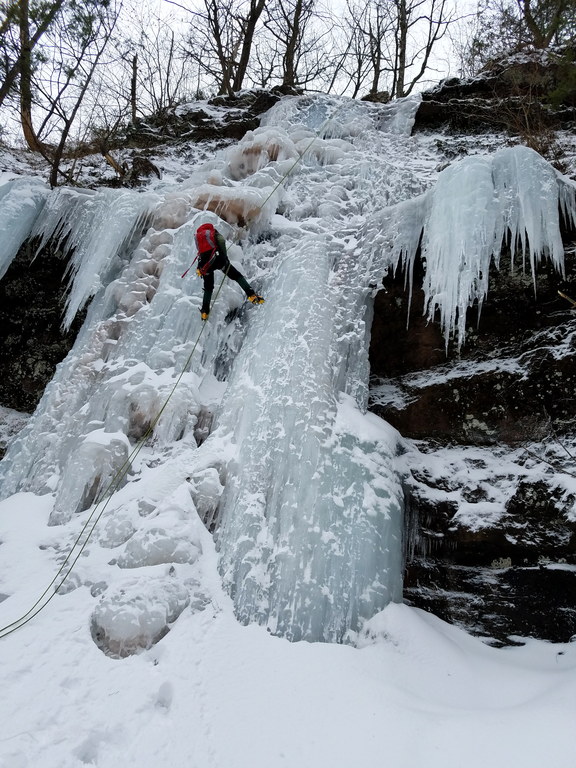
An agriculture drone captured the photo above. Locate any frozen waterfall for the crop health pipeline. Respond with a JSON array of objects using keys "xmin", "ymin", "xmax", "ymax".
[
  {"xmin": 1, "ymin": 93, "xmax": 575, "ymax": 645},
  {"xmin": 0, "ymin": 176, "xmax": 49, "ymax": 280}
]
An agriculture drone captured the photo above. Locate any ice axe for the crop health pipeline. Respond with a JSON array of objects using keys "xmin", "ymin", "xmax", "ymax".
[{"xmin": 558, "ymin": 290, "xmax": 576, "ymax": 308}]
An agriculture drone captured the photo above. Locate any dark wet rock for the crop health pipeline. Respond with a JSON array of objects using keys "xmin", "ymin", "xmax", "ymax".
[
  {"xmin": 404, "ymin": 560, "xmax": 576, "ymax": 645},
  {"xmin": 370, "ymin": 249, "xmax": 576, "ymax": 445},
  {"xmin": 209, "ymin": 88, "xmax": 284, "ymax": 111},
  {"xmin": 401, "ymin": 468, "xmax": 576, "ymax": 643},
  {"xmin": 0, "ymin": 238, "xmax": 85, "ymax": 414},
  {"xmin": 101, "ymin": 153, "xmax": 162, "ymax": 188},
  {"xmin": 369, "ymin": 219, "xmax": 576, "ymax": 642},
  {"xmin": 361, "ymin": 91, "xmax": 391, "ymax": 103}
]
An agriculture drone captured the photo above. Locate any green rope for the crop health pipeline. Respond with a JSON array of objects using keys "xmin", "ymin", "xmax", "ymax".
[{"xmin": 0, "ymin": 99, "xmax": 345, "ymax": 638}]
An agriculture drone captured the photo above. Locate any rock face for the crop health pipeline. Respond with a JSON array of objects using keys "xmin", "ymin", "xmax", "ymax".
[
  {"xmin": 371, "ymin": 49, "xmax": 576, "ymax": 645},
  {"xmin": 1, "ymin": 72, "xmax": 575, "ymax": 644},
  {"xmin": 0, "ymin": 240, "xmax": 85, "ymax": 423},
  {"xmin": 369, "ymin": 240, "xmax": 576, "ymax": 644},
  {"xmin": 122, "ymin": 89, "xmax": 285, "ymax": 148},
  {"xmin": 414, "ymin": 46, "xmax": 576, "ymax": 134},
  {"xmin": 372, "ymin": 252, "xmax": 576, "ymax": 444}
]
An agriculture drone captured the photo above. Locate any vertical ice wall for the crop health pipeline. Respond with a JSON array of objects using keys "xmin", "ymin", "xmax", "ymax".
[
  {"xmin": 0, "ymin": 142, "xmax": 288, "ymax": 520},
  {"xmin": 212, "ymin": 96, "xmax": 423, "ymax": 640},
  {"xmin": 214, "ymin": 237, "xmax": 404, "ymax": 641}
]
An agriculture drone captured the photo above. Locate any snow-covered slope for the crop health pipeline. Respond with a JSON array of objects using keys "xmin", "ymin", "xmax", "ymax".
[{"xmin": 1, "ymin": 93, "xmax": 576, "ymax": 768}]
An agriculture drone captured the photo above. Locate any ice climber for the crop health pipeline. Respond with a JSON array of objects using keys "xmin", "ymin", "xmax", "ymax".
[{"xmin": 193, "ymin": 223, "xmax": 264, "ymax": 320}]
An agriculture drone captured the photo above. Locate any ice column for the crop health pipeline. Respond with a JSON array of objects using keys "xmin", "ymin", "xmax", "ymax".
[{"xmin": 214, "ymin": 234, "xmax": 403, "ymax": 643}]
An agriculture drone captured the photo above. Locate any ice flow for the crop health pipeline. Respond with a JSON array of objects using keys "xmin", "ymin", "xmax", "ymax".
[{"xmin": 1, "ymin": 93, "xmax": 574, "ymax": 645}]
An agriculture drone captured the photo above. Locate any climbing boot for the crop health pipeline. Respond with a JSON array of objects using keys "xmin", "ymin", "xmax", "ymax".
[
  {"xmin": 200, "ymin": 311, "xmax": 209, "ymax": 321},
  {"xmin": 248, "ymin": 294, "xmax": 265, "ymax": 304}
]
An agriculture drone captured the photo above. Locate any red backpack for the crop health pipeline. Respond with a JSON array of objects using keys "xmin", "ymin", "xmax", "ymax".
[
  {"xmin": 182, "ymin": 223, "xmax": 218, "ymax": 278},
  {"xmin": 195, "ymin": 222, "xmax": 217, "ymax": 256}
]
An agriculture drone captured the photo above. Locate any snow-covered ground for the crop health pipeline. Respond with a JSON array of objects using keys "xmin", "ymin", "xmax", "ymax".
[
  {"xmin": 1, "ymin": 92, "xmax": 576, "ymax": 767},
  {"xmin": 1, "ymin": 486, "xmax": 575, "ymax": 768}
]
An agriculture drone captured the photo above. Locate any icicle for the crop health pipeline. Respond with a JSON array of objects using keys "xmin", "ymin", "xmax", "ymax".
[
  {"xmin": 559, "ymin": 176, "xmax": 576, "ymax": 233},
  {"xmin": 397, "ymin": 145, "xmax": 574, "ymax": 349},
  {"xmin": 421, "ymin": 154, "xmax": 502, "ymax": 346},
  {"xmin": 492, "ymin": 145, "xmax": 565, "ymax": 284},
  {"xmin": 0, "ymin": 177, "xmax": 49, "ymax": 280},
  {"xmin": 32, "ymin": 187, "xmax": 158, "ymax": 329}
]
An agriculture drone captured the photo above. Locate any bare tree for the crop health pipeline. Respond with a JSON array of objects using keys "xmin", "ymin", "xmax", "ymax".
[
  {"xmin": 169, "ymin": 0, "xmax": 267, "ymax": 95},
  {"xmin": 5, "ymin": 0, "xmax": 123, "ymax": 182},
  {"xmin": 326, "ymin": 2, "xmax": 376, "ymax": 98},
  {"xmin": 335, "ymin": 0, "xmax": 455, "ymax": 99},
  {"xmin": 0, "ymin": 0, "xmax": 66, "ymax": 110},
  {"xmin": 233, "ymin": 0, "xmax": 267, "ymax": 90},
  {"xmin": 47, "ymin": 3, "xmax": 123, "ymax": 185},
  {"xmin": 338, "ymin": 0, "xmax": 395, "ymax": 98},
  {"xmin": 79, "ymin": 2, "xmax": 195, "ymax": 152},
  {"xmin": 391, "ymin": 0, "xmax": 455, "ymax": 98},
  {"xmin": 134, "ymin": 19, "xmax": 191, "ymax": 114},
  {"xmin": 263, "ymin": 0, "xmax": 332, "ymax": 90},
  {"xmin": 460, "ymin": 0, "xmax": 576, "ymax": 74},
  {"xmin": 250, "ymin": 35, "xmax": 281, "ymax": 87}
]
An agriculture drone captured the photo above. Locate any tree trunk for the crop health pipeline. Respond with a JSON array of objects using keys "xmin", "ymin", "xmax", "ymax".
[
  {"xmin": 49, "ymin": 38, "xmax": 107, "ymax": 187},
  {"xmin": 19, "ymin": 0, "xmax": 44, "ymax": 152},
  {"xmin": 368, "ymin": 20, "xmax": 382, "ymax": 95},
  {"xmin": 131, "ymin": 53, "xmax": 138, "ymax": 124},
  {"xmin": 395, "ymin": 0, "xmax": 408, "ymax": 98},
  {"xmin": 520, "ymin": 0, "xmax": 567, "ymax": 48},
  {"xmin": 232, "ymin": 0, "xmax": 266, "ymax": 91},
  {"xmin": 206, "ymin": 0, "xmax": 234, "ymax": 95},
  {"xmin": 283, "ymin": 0, "xmax": 303, "ymax": 87},
  {"xmin": 0, "ymin": 0, "xmax": 65, "ymax": 110}
]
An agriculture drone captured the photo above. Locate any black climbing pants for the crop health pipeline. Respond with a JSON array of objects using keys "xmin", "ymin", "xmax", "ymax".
[{"xmin": 201, "ymin": 259, "xmax": 254, "ymax": 314}]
